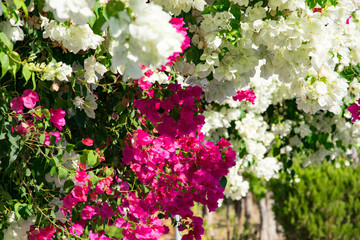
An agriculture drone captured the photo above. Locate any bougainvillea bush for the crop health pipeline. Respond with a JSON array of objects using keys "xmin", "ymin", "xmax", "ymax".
[
  {"xmin": 0, "ymin": 0, "xmax": 237, "ymax": 239},
  {"xmin": 1, "ymin": 0, "xmax": 360, "ymax": 239}
]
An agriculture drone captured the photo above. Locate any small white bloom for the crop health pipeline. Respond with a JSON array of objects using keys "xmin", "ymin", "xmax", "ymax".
[
  {"xmin": 73, "ymin": 94, "xmax": 98, "ymax": 119},
  {"xmin": 0, "ymin": 20, "xmax": 24, "ymax": 42},
  {"xmin": 84, "ymin": 56, "xmax": 108, "ymax": 84},
  {"xmin": 42, "ymin": 62, "xmax": 72, "ymax": 81}
]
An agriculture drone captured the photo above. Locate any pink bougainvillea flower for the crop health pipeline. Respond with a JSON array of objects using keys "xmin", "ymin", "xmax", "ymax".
[
  {"xmin": 71, "ymin": 185, "xmax": 88, "ymax": 202},
  {"xmin": 348, "ymin": 99, "xmax": 360, "ymax": 122},
  {"xmin": 81, "ymin": 205, "xmax": 98, "ymax": 220},
  {"xmin": 78, "ymin": 162, "xmax": 86, "ymax": 170},
  {"xmin": 82, "ymin": 138, "xmax": 94, "ymax": 146},
  {"xmin": 100, "ymin": 202, "xmax": 115, "ymax": 219},
  {"xmin": 95, "ymin": 181, "xmax": 105, "ymax": 194},
  {"xmin": 313, "ymin": 7, "xmax": 322, "ymax": 13},
  {"xmin": 22, "ymin": 89, "xmax": 39, "ymax": 109},
  {"xmin": 50, "ymin": 131, "xmax": 61, "ymax": 143},
  {"xmin": 75, "ymin": 168, "xmax": 92, "ymax": 185},
  {"xmin": 43, "ymin": 131, "xmax": 61, "ymax": 146},
  {"xmin": 217, "ymin": 138, "xmax": 231, "ymax": 148},
  {"xmin": 120, "ymin": 181, "xmax": 130, "ymax": 191},
  {"xmin": 15, "ymin": 121, "xmax": 33, "ymax": 136},
  {"xmin": 232, "ymin": 90, "xmax": 256, "ymax": 104},
  {"xmin": 70, "ymin": 224, "xmax": 84, "ymax": 237},
  {"xmin": 122, "ymin": 147, "xmax": 134, "ymax": 165},
  {"xmin": 28, "ymin": 224, "xmax": 56, "ymax": 240},
  {"xmin": 144, "ymin": 70, "xmax": 154, "ymax": 77},
  {"xmin": 114, "ymin": 218, "xmax": 126, "ymax": 228},
  {"xmin": 50, "ymin": 108, "xmax": 66, "ymax": 130},
  {"xmin": 43, "ymin": 132, "xmax": 51, "ymax": 146},
  {"xmin": 346, "ymin": 16, "xmax": 352, "ymax": 24},
  {"xmin": 10, "ymin": 96, "xmax": 24, "ymax": 112}
]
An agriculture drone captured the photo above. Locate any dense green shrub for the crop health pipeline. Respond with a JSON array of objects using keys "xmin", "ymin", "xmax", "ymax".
[{"xmin": 270, "ymin": 161, "xmax": 360, "ymax": 240}]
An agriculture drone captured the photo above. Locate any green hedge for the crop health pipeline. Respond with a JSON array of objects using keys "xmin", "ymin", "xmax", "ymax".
[{"xmin": 270, "ymin": 161, "xmax": 360, "ymax": 240}]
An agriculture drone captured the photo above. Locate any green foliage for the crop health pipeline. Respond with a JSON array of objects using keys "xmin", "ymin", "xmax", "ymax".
[
  {"xmin": 270, "ymin": 161, "xmax": 360, "ymax": 240},
  {"xmin": 306, "ymin": 0, "xmax": 337, "ymax": 8}
]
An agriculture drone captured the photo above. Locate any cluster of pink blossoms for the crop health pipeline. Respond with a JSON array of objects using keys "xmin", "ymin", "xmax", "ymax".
[
  {"xmin": 232, "ymin": 89, "xmax": 256, "ymax": 104},
  {"xmin": 47, "ymin": 84, "xmax": 235, "ymax": 240},
  {"xmin": 28, "ymin": 224, "xmax": 56, "ymax": 240},
  {"xmin": 55, "ymin": 161, "xmax": 166, "ymax": 240},
  {"xmin": 123, "ymin": 130, "xmax": 235, "ymax": 239},
  {"xmin": 128, "ymin": 84, "xmax": 236, "ymax": 239},
  {"xmin": 134, "ymin": 83, "xmax": 205, "ymax": 138},
  {"xmin": 348, "ymin": 99, "xmax": 360, "ymax": 122},
  {"xmin": 167, "ymin": 17, "xmax": 191, "ymax": 66},
  {"xmin": 10, "ymin": 89, "xmax": 66, "ymax": 145}
]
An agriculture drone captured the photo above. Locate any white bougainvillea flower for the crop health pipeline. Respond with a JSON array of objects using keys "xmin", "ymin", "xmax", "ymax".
[
  {"xmin": 0, "ymin": 18, "xmax": 24, "ymax": 42},
  {"xmin": 73, "ymin": 94, "xmax": 98, "ymax": 119},
  {"xmin": 42, "ymin": 16, "xmax": 104, "ymax": 54},
  {"xmin": 84, "ymin": 56, "xmax": 108, "ymax": 84},
  {"xmin": 152, "ymin": 0, "xmax": 206, "ymax": 15},
  {"xmin": 43, "ymin": 0, "xmax": 95, "ymax": 25},
  {"xmin": 106, "ymin": 0, "xmax": 184, "ymax": 79},
  {"xmin": 42, "ymin": 62, "xmax": 72, "ymax": 81}
]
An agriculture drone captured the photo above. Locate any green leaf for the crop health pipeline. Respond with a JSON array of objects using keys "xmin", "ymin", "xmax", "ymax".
[
  {"xmin": 65, "ymin": 144, "xmax": 75, "ymax": 153},
  {"xmin": 104, "ymin": 0, "xmax": 125, "ymax": 20},
  {"xmin": 58, "ymin": 167, "xmax": 68, "ymax": 179},
  {"xmin": 0, "ymin": 51, "xmax": 9, "ymax": 78},
  {"xmin": 63, "ymin": 180, "xmax": 74, "ymax": 194},
  {"xmin": 22, "ymin": 64, "xmax": 31, "ymax": 82},
  {"xmin": 80, "ymin": 150, "xmax": 99, "ymax": 167},
  {"xmin": 220, "ymin": 176, "xmax": 227, "ymax": 188},
  {"xmin": 13, "ymin": 0, "xmax": 24, "ymax": 9},
  {"xmin": 88, "ymin": 150, "xmax": 98, "ymax": 167},
  {"xmin": 14, "ymin": 202, "xmax": 23, "ymax": 220},
  {"xmin": 38, "ymin": 134, "xmax": 45, "ymax": 145},
  {"xmin": 0, "ymin": 32, "xmax": 13, "ymax": 51},
  {"xmin": 9, "ymin": 51, "xmax": 21, "ymax": 79},
  {"xmin": 50, "ymin": 166, "xmax": 57, "ymax": 177},
  {"xmin": 42, "ymin": 108, "xmax": 51, "ymax": 120},
  {"xmin": 31, "ymin": 71, "xmax": 36, "ymax": 90},
  {"xmin": 0, "ymin": 190, "xmax": 12, "ymax": 200}
]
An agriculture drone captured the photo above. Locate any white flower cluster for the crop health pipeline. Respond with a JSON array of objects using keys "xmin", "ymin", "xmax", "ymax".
[
  {"xmin": 268, "ymin": 0, "xmax": 305, "ymax": 12},
  {"xmin": 84, "ymin": 56, "xmax": 108, "ymax": 84},
  {"xmin": 224, "ymin": 161, "xmax": 250, "ymax": 200},
  {"xmin": 41, "ymin": 17, "xmax": 104, "ymax": 54},
  {"xmin": 271, "ymin": 120, "xmax": 293, "ymax": 139},
  {"xmin": 42, "ymin": 62, "xmax": 72, "ymax": 82},
  {"xmin": 0, "ymin": 16, "xmax": 24, "ymax": 42},
  {"xmin": 43, "ymin": 0, "xmax": 95, "ymax": 25},
  {"xmin": 202, "ymin": 107, "xmax": 241, "ymax": 137},
  {"xmin": 188, "ymin": 0, "xmax": 360, "ymax": 200},
  {"xmin": 190, "ymin": 10, "xmax": 260, "ymax": 102},
  {"xmin": 106, "ymin": 0, "xmax": 184, "ymax": 79},
  {"xmin": 234, "ymin": 113, "xmax": 274, "ymax": 161},
  {"xmin": 73, "ymin": 94, "xmax": 98, "ymax": 119},
  {"xmin": 27, "ymin": 61, "xmax": 72, "ymax": 82},
  {"xmin": 251, "ymin": 157, "xmax": 281, "ymax": 181},
  {"xmin": 256, "ymin": 3, "xmax": 357, "ymax": 114},
  {"xmin": 189, "ymin": 0, "xmax": 360, "ymax": 114},
  {"xmin": 152, "ymin": 0, "xmax": 207, "ymax": 15}
]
